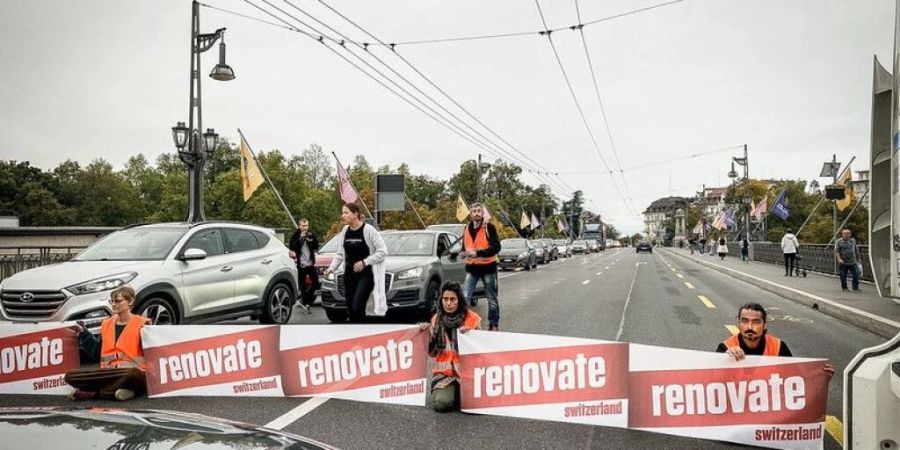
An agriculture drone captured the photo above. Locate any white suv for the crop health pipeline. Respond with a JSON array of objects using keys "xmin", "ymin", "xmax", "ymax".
[{"xmin": 0, "ymin": 222, "xmax": 297, "ymax": 331}]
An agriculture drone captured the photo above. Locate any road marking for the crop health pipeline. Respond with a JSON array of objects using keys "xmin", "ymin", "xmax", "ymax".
[
  {"xmin": 582, "ymin": 280, "xmax": 591, "ymax": 285},
  {"xmin": 615, "ymin": 261, "xmax": 641, "ymax": 341},
  {"xmin": 684, "ymin": 282, "xmax": 695, "ymax": 289},
  {"xmin": 676, "ymin": 273, "xmax": 684, "ymax": 279},
  {"xmin": 265, "ymin": 397, "xmax": 329, "ymax": 430},
  {"xmin": 532, "ymin": 289, "xmax": 543, "ymax": 293},
  {"xmin": 670, "ymin": 268, "xmax": 676, "ymax": 272},
  {"xmin": 595, "ymin": 271, "xmax": 603, "ymax": 275},
  {"xmin": 725, "ymin": 325, "xmax": 739, "ymax": 335},
  {"xmin": 825, "ymin": 415, "xmax": 843, "ymax": 445},
  {"xmin": 697, "ymin": 295, "xmax": 716, "ymax": 308},
  {"xmin": 605, "ymin": 266, "xmax": 610, "ymax": 269}
]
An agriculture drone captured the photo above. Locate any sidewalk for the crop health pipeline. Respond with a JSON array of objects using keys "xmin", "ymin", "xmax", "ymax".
[{"xmin": 662, "ymin": 248, "xmax": 900, "ymax": 339}]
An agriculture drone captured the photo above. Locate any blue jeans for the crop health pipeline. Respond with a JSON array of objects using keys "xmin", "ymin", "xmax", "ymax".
[
  {"xmin": 839, "ymin": 263, "xmax": 860, "ymax": 290},
  {"xmin": 464, "ymin": 271, "xmax": 499, "ymax": 325}
]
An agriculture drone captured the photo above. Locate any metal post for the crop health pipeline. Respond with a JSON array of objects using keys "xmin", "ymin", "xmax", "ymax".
[
  {"xmin": 476, "ymin": 153, "xmax": 482, "ymax": 203},
  {"xmin": 185, "ymin": 0, "xmax": 205, "ymax": 223}
]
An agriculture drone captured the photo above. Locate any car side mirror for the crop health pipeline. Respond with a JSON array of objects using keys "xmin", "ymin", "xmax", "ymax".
[{"xmin": 181, "ymin": 248, "xmax": 208, "ymax": 261}]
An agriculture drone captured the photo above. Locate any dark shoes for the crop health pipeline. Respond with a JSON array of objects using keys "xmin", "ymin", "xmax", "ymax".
[
  {"xmin": 488, "ymin": 324, "xmax": 498, "ymax": 331},
  {"xmin": 470, "ymin": 298, "xmax": 479, "ymax": 307},
  {"xmin": 67, "ymin": 390, "xmax": 97, "ymax": 401}
]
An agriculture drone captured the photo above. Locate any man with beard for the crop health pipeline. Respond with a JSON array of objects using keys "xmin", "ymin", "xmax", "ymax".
[{"xmin": 717, "ymin": 303, "xmax": 835, "ymax": 378}]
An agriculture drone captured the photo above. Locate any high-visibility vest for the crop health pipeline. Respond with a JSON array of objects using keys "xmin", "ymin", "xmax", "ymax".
[
  {"xmin": 722, "ymin": 334, "xmax": 782, "ymax": 357},
  {"xmin": 463, "ymin": 224, "xmax": 497, "ymax": 265},
  {"xmin": 431, "ymin": 311, "xmax": 482, "ymax": 377},
  {"xmin": 100, "ymin": 314, "xmax": 150, "ymax": 371}
]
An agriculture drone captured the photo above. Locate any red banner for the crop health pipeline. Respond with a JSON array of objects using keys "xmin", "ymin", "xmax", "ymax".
[{"xmin": 0, "ymin": 323, "xmax": 80, "ymax": 395}]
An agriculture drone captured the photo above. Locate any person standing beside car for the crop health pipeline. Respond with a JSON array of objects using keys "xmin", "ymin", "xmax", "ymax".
[
  {"xmin": 780, "ymin": 229, "xmax": 800, "ymax": 276},
  {"xmin": 64, "ymin": 286, "xmax": 149, "ymax": 401},
  {"xmin": 459, "ymin": 202, "xmax": 501, "ymax": 331},
  {"xmin": 324, "ymin": 203, "xmax": 388, "ymax": 322},
  {"xmin": 289, "ymin": 218, "xmax": 319, "ymax": 314},
  {"xmin": 835, "ymin": 228, "xmax": 862, "ymax": 292}
]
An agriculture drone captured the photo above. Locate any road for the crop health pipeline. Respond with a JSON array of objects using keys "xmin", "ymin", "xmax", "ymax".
[{"xmin": 5, "ymin": 248, "xmax": 885, "ymax": 449}]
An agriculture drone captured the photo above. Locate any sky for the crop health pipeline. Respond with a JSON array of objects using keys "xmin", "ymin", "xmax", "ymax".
[{"xmin": 0, "ymin": 0, "xmax": 895, "ymax": 234}]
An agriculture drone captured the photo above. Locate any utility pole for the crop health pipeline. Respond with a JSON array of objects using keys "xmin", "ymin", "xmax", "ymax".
[
  {"xmin": 476, "ymin": 153, "xmax": 482, "ymax": 203},
  {"xmin": 832, "ymin": 153, "xmax": 838, "ymax": 241}
]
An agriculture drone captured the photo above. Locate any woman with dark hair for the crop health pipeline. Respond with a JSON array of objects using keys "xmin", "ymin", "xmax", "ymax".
[
  {"xmin": 324, "ymin": 203, "xmax": 388, "ymax": 322},
  {"xmin": 717, "ymin": 236, "xmax": 728, "ymax": 260},
  {"xmin": 419, "ymin": 281, "xmax": 481, "ymax": 412}
]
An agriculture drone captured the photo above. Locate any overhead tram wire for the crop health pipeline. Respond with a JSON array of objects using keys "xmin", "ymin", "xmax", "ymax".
[
  {"xmin": 315, "ymin": 0, "xmax": 576, "ymax": 197},
  {"xmin": 556, "ymin": 144, "xmax": 745, "ymax": 174},
  {"xmin": 573, "ymin": 0, "xmax": 639, "ymax": 216},
  {"xmin": 277, "ymin": 0, "xmax": 570, "ymax": 196},
  {"xmin": 532, "ymin": 0, "xmax": 634, "ymax": 216},
  {"xmin": 232, "ymin": 1, "xmax": 573, "ymax": 199}
]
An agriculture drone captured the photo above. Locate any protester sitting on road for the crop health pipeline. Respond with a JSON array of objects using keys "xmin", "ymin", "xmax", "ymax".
[
  {"xmin": 324, "ymin": 203, "xmax": 388, "ymax": 322},
  {"xmin": 419, "ymin": 281, "xmax": 481, "ymax": 412},
  {"xmin": 716, "ymin": 237, "xmax": 728, "ymax": 260},
  {"xmin": 717, "ymin": 303, "xmax": 834, "ymax": 378},
  {"xmin": 65, "ymin": 286, "xmax": 150, "ymax": 401},
  {"xmin": 781, "ymin": 229, "xmax": 800, "ymax": 276},
  {"xmin": 835, "ymin": 228, "xmax": 862, "ymax": 292}
]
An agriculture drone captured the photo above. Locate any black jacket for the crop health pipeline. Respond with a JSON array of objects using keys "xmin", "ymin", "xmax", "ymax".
[{"xmin": 288, "ymin": 229, "xmax": 319, "ymax": 266}]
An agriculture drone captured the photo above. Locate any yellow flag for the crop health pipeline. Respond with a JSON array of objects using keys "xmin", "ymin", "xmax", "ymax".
[
  {"xmin": 240, "ymin": 137, "xmax": 264, "ymax": 201},
  {"xmin": 836, "ymin": 164, "xmax": 853, "ymax": 211},
  {"xmin": 456, "ymin": 193, "xmax": 470, "ymax": 222}
]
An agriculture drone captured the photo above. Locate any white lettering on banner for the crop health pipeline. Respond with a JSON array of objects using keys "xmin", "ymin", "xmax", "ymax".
[
  {"xmin": 0, "ymin": 337, "xmax": 64, "ymax": 374},
  {"xmin": 650, "ymin": 373, "xmax": 806, "ymax": 416},
  {"xmin": 157, "ymin": 339, "xmax": 262, "ymax": 385},
  {"xmin": 294, "ymin": 339, "xmax": 413, "ymax": 387},
  {"xmin": 472, "ymin": 353, "xmax": 606, "ymax": 398}
]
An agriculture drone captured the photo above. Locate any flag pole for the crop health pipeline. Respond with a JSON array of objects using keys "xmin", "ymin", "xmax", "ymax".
[
  {"xmin": 237, "ymin": 129, "xmax": 296, "ymax": 228},
  {"xmin": 828, "ymin": 188, "xmax": 869, "ymax": 245},
  {"xmin": 404, "ymin": 193, "xmax": 427, "ymax": 228},
  {"xmin": 752, "ymin": 184, "xmax": 786, "ymax": 235},
  {"xmin": 331, "ymin": 151, "xmax": 374, "ymax": 220}
]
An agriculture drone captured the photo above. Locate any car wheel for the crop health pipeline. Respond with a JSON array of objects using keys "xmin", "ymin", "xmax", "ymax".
[
  {"xmin": 260, "ymin": 282, "xmax": 293, "ymax": 324},
  {"xmin": 324, "ymin": 307, "xmax": 347, "ymax": 323},
  {"xmin": 138, "ymin": 297, "xmax": 178, "ymax": 325},
  {"xmin": 425, "ymin": 278, "xmax": 441, "ymax": 313}
]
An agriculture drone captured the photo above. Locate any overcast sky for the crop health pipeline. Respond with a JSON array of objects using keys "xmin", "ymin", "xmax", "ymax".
[{"xmin": 0, "ymin": 0, "xmax": 894, "ymax": 233}]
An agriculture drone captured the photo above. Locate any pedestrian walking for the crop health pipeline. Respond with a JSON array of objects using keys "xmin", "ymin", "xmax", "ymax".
[
  {"xmin": 835, "ymin": 228, "xmax": 862, "ymax": 292},
  {"xmin": 324, "ymin": 203, "xmax": 388, "ymax": 322},
  {"xmin": 289, "ymin": 218, "xmax": 319, "ymax": 314},
  {"xmin": 459, "ymin": 202, "xmax": 502, "ymax": 331},
  {"xmin": 688, "ymin": 238, "xmax": 696, "ymax": 255},
  {"xmin": 740, "ymin": 236, "xmax": 749, "ymax": 262},
  {"xmin": 698, "ymin": 237, "xmax": 707, "ymax": 254},
  {"xmin": 716, "ymin": 237, "xmax": 728, "ymax": 260},
  {"xmin": 419, "ymin": 281, "xmax": 481, "ymax": 412},
  {"xmin": 717, "ymin": 303, "xmax": 834, "ymax": 378},
  {"xmin": 780, "ymin": 229, "xmax": 799, "ymax": 276},
  {"xmin": 65, "ymin": 286, "xmax": 149, "ymax": 401}
]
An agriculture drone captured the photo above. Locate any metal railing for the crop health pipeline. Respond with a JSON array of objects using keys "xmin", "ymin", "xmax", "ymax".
[
  {"xmin": 0, "ymin": 247, "xmax": 85, "ymax": 282},
  {"xmin": 747, "ymin": 242, "xmax": 873, "ymax": 281}
]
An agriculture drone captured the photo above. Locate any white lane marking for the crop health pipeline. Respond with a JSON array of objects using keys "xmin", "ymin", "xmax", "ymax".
[
  {"xmin": 595, "ymin": 271, "xmax": 603, "ymax": 275},
  {"xmin": 615, "ymin": 259, "xmax": 641, "ymax": 342},
  {"xmin": 676, "ymin": 273, "xmax": 684, "ymax": 279},
  {"xmin": 265, "ymin": 397, "xmax": 329, "ymax": 430},
  {"xmin": 605, "ymin": 266, "xmax": 610, "ymax": 269},
  {"xmin": 582, "ymin": 280, "xmax": 591, "ymax": 285}
]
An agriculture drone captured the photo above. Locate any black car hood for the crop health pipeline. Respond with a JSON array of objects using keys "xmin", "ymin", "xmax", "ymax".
[{"xmin": 0, "ymin": 407, "xmax": 337, "ymax": 450}]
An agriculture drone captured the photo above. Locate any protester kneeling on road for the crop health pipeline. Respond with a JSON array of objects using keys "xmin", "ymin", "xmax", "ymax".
[
  {"xmin": 65, "ymin": 286, "xmax": 150, "ymax": 401},
  {"xmin": 717, "ymin": 303, "xmax": 834, "ymax": 379},
  {"xmin": 419, "ymin": 281, "xmax": 481, "ymax": 412}
]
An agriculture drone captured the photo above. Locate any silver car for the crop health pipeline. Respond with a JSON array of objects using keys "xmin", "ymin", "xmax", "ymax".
[
  {"xmin": 319, "ymin": 230, "xmax": 477, "ymax": 322},
  {"xmin": 553, "ymin": 239, "xmax": 572, "ymax": 257},
  {"xmin": 0, "ymin": 222, "xmax": 298, "ymax": 331}
]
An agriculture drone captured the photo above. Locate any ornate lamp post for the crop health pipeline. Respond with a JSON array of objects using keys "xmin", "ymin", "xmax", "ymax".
[{"xmin": 172, "ymin": 0, "xmax": 235, "ymax": 223}]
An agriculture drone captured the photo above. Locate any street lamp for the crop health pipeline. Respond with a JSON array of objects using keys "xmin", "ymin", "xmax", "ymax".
[{"xmin": 173, "ymin": 0, "xmax": 235, "ymax": 223}]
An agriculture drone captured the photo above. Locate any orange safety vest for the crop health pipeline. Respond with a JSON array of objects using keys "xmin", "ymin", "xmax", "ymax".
[
  {"xmin": 463, "ymin": 224, "xmax": 497, "ymax": 265},
  {"xmin": 100, "ymin": 314, "xmax": 150, "ymax": 371},
  {"xmin": 722, "ymin": 334, "xmax": 782, "ymax": 357},
  {"xmin": 431, "ymin": 311, "xmax": 482, "ymax": 377}
]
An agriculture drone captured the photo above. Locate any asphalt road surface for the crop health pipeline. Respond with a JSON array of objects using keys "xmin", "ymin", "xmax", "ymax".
[{"xmin": 5, "ymin": 248, "xmax": 885, "ymax": 449}]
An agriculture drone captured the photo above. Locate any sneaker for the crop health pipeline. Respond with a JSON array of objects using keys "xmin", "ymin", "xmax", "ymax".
[
  {"xmin": 114, "ymin": 388, "xmax": 135, "ymax": 401},
  {"xmin": 842, "ymin": 288, "xmax": 849, "ymax": 292},
  {"xmin": 67, "ymin": 390, "xmax": 96, "ymax": 401},
  {"xmin": 488, "ymin": 324, "xmax": 498, "ymax": 331}
]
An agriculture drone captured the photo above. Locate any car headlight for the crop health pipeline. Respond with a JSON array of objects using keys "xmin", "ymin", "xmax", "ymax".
[
  {"xmin": 396, "ymin": 267, "xmax": 425, "ymax": 280},
  {"xmin": 325, "ymin": 271, "xmax": 335, "ymax": 281},
  {"xmin": 66, "ymin": 272, "xmax": 137, "ymax": 296},
  {"xmin": 518, "ymin": 252, "xmax": 528, "ymax": 259}
]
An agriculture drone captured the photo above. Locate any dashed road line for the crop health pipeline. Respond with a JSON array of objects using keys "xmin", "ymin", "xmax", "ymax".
[
  {"xmin": 725, "ymin": 325, "xmax": 739, "ymax": 335},
  {"xmin": 582, "ymin": 280, "xmax": 591, "ymax": 285},
  {"xmin": 265, "ymin": 397, "xmax": 329, "ymax": 430},
  {"xmin": 697, "ymin": 295, "xmax": 716, "ymax": 309},
  {"xmin": 670, "ymin": 268, "xmax": 676, "ymax": 272},
  {"xmin": 684, "ymin": 281, "xmax": 695, "ymax": 289},
  {"xmin": 676, "ymin": 273, "xmax": 684, "ymax": 279},
  {"xmin": 595, "ymin": 271, "xmax": 603, "ymax": 275}
]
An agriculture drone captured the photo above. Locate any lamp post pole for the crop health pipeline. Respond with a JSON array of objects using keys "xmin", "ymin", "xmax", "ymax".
[{"xmin": 172, "ymin": 0, "xmax": 235, "ymax": 223}]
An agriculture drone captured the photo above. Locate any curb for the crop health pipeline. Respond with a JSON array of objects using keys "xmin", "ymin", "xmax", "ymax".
[{"xmin": 663, "ymin": 249, "xmax": 900, "ymax": 340}]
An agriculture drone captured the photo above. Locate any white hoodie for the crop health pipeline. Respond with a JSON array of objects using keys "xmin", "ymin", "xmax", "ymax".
[{"xmin": 327, "ymin": 224, "xmax": 389, "ymax": 315}]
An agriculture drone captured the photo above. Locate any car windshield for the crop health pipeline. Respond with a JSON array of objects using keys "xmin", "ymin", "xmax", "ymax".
[
  {"xmin": 574, "ymin": 240, "xmax": 587, "ymax": 245},
  {"xmin": 74, "ymin": 227, "xmax": 186, "ymax": 261},
  {"xmin": 381, "ymin": 233, "xmax": 435, "ymax": 256},
  {"xmin": 503, "ymin": 239, "xmax": 526, "ymax": 248},
  {"xmin": 426, "ymin": 224, "xmax": 464, "ymax": 236},
  {"xmin": 553, "ymin": 240, "xmax": 567, "ymax": 245},
  {"xmin": 318, "ymin": 235, "xmax": 340, "ymax": 253}
]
